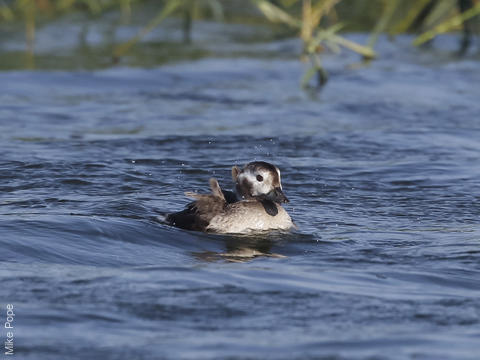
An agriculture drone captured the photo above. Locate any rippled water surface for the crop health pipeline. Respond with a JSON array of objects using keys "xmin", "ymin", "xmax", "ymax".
[{"xmin": 1, "ymin": 35, "xmax": 480, "ymax": 359}]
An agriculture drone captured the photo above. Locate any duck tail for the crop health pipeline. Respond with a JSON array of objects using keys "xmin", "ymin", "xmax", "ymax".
[{"xmin": 209, "ymin": 178, "xmax": 226, "ymax": 201}]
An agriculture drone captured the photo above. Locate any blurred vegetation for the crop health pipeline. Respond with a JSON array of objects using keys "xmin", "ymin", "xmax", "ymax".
[{"xmin": 0, "ymin": 0, "xmax": 479, "ymax": 87}]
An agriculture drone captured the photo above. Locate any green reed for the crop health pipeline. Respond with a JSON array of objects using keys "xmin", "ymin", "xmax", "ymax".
[
  {"xmin": 0, "ymin": 0, "xmax": 478, "ymax": 81},
  {"xmin": 113, "ymin": 0, "xmax": 223, "ymax": 59},
  {"xmin": 253, "ymin": 0, "xmax": 479, "ymax": 87}
]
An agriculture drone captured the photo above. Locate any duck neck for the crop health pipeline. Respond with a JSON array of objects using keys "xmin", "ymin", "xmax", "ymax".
[{"xmin": 235, "ymin": 184, "xmax": 252, "ymax": 201}]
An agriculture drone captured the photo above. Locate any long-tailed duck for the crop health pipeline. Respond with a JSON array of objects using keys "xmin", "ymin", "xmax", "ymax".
[{"xmin": 166, "ymin": 161, "xmax": 294, "ymax": 233}]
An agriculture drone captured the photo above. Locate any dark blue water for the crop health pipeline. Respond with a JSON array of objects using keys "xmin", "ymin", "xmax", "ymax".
[{"xmin": 1, "ymin": 36, "xmax": 480, "ymax": 359}]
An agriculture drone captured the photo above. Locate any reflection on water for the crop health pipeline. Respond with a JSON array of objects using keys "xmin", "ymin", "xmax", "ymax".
[{"xmin": 192, "ymin": 233, "xmax": 289, "ymax": 262}]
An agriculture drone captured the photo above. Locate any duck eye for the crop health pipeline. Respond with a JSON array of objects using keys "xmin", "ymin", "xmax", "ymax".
[{"xmin": 256, "ymin": 175, "xmax": 263, "ymax": 182}]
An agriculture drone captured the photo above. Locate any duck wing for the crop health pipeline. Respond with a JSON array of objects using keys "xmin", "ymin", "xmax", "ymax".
[{"xmin": 166, "ymin": 178, "xmax": 227, "ymax": 231}]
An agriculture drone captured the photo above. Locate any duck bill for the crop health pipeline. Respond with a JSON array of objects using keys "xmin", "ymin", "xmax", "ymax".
[{"xmin": 266, "ymin": 187, "xmax": 289, "ymax": 204}]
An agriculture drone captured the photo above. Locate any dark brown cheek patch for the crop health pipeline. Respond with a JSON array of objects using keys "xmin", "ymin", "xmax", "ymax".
[
  {"xmin": 272, "ymin": 176, "xmax": 280, "ymax": 188},
  {"xmin": 269, "ymin": 170, "xmax": 280, "ymax": 188}
]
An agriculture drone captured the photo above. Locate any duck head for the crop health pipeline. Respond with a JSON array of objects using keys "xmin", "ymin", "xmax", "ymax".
[{"xmin": 232, "ymin": 161, "xmax": 289, "ymax": 204}]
